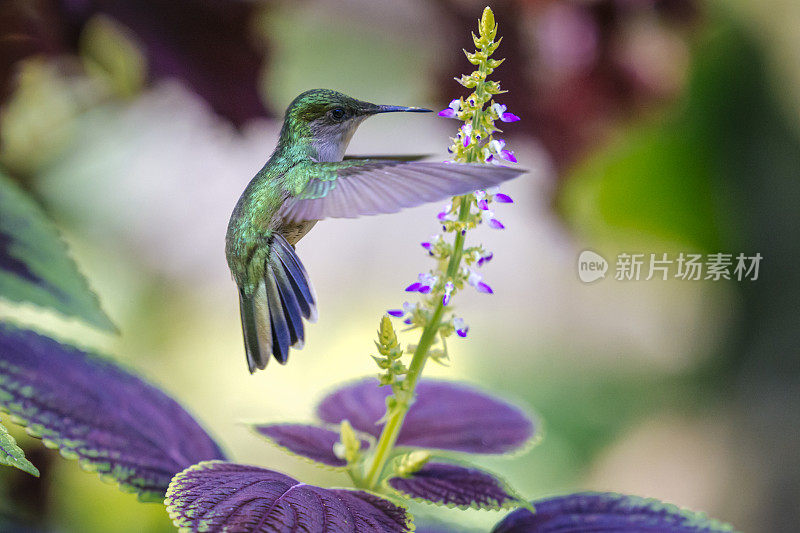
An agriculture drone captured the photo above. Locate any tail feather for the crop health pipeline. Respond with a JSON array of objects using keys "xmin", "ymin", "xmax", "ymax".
[
  {"xmin": 238, "ymin": 290, "xmax": 261, "ymax": 373},
  {"xmin": 237, "ymin": 233, "xmax": 316, "ymax": 372},
  {"xmin": 273, "ymin": 242, "xmax": 317, "ymax": 322},
  {"xmin": 264, "ymin": 271, "xmax": 291, "ymax": 364},
  {"xmin": 238, "ymin": 283, "xmax": 272, "ymax": 372},
  {"xmin": 272, "ymin": 264, "xmax": 305, "ymax": 348}
]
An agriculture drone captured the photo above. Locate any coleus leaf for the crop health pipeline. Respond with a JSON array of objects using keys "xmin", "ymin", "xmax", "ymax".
[
  {"xmin": 0, "ymin": 419, "xmax": 38, "ymax": 477},
  {"xmin": 166, "ymin": 461, "xmax": 413, "ymax": 533},
  {"xmin": 252, "ymin": 423, "xmax": 371, "ymax": 469},
  {"xmin": 1, "ymin": 0, "xmax": 271, "ymax": 125},
  {"xmin": 0, "ymin": 322, "xmax": 225, "ymax": 500},
  {"xmin": 492, "ymin": 492, "xmax": 737, "ymax": 533},
  {"xmin": 387, "ymin": 461, "xmax": 525, "ymax": 511},
  {"xmin": 0, "ymin": 170, "xmax": 115, "ymax": 331},
  {"xmin": 317, "ymin": 379, "xmax": 537, "ymax": 455}
]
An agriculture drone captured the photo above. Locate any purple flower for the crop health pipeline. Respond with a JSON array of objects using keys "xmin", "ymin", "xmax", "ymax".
[
  {"xmin": 467, "ymin": 270, "xmax": 494, "ymax": 294},
  {"xmin": 438, "ymin": 206, "xmax": 457, "ymax": 222},
  {"xmin": 494, "ymin": 193, "xmax": 513, "ymax": 203},
  {"xmin": 438, "ymin": 99, "xmax": 461, "ymax": 118},
  {"xmin": 489, "ymin": 139, "xmax": 517, "ymax": 163},
  {"xmin": 442, "ymin": 281, "xmax": 455, "ymax": 306},
  {"xmin": 407, "ymin": 273, "xmax": 437, "ymax": 294},
  {"xmin": 454, "ymin": 317, "xmax": 469, "ymax": 338},
  {"xmin": 488, "ymin": 217, "xmax": 505, "ymax": 230},
  {"xmin": 473, "ymin": 190, "xmax": 489, "ymax": 210},
  {"xmin": 491, "ymin": 103, "xmax": 521, "ymax": 122},
  {"xmin": 387, "ymin": 309, "xmax": 404, "ymax": 317},
  {"xmin": 461, "ymin": 124, "xmax": 472, "ymax": 148},
  {"xmin": 477, "ymin": 252, "xmax": 494, "ymax": 267},
  {"xmin": 500, "ymin": 150, "xmax": 517, "ymax": 163},
  {"xmin": 421, "ymin": 235, "xmax": 440, "ymax": 252}
]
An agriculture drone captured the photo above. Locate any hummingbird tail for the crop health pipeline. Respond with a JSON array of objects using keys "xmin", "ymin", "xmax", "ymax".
[{"xmin": 239, "ymin": 234, "xmax": 317, "ymax": 373}]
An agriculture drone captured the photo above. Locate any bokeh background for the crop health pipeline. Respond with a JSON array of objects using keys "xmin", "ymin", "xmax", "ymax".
[{"xmin": 1, "ymin": 0, "xmax": 798, "ymax": 531}]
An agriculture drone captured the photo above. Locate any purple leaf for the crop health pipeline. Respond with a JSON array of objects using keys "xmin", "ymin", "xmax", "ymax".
[
  {"xmin": 388, "ymin": 462, "xmax": 523, "ymax": 510},
  {"xmin": 492, "ymin": 492, "xmax": 736, "ymax": 533},
  {"xmin": 1, "ymin": 0, "xmax": 270, "ymax": 125},
  {"xmin": 252, "ymin": 423, "xmax": 371, "ymax": 468},
  {"xmin": 0, "ymin": 323, "xmax": 225, "ymax": 501},
  {"xmin": 166, "ymin": 461, "xmax": 412, "ymax": 532},
  {"xmin": 95, "ymin": 0, "xmax": 270, "ymax": 126},
  {"xmin": 317, "ymin": 379, "xmax": 536, "ymax": 455}
]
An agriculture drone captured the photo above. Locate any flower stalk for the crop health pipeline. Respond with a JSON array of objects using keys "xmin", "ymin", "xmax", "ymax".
[{"xmin": 359, "ymin": 6, "xmax": 518, "ymax": 490}]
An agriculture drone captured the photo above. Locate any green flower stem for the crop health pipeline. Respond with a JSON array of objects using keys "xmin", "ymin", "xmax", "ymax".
[
  {"xmin": 362, "ymin": 198, "xmax": 472, "ymax": 490},
  {"xmin": 362, "ymin": 302, "xmax": 443, "ymax": 489},
  {"xmin": 361, "ymin": 5, "xmax": 501, "ymax": 492}
]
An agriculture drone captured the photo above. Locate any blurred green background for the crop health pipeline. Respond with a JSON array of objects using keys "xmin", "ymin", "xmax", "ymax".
[{"xmin": 1, "ymin": 0, "xmax": 798, "ymax": 531}]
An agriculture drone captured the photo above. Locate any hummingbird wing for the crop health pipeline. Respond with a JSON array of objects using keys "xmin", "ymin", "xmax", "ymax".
[
  {"xmin": 343, "ymin": 154, "xmax": 430, "ymax": 161},
  {"xmin": 278, "ymin": 160, "xmax": 524, "ymax": 223}
]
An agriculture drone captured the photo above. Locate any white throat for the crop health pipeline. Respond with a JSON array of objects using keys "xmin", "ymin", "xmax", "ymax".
[{"xmin": 309, "ymin": 117, "xmax": 366, "ymax": 162}]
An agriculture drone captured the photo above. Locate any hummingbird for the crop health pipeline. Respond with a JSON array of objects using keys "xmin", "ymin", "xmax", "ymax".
[{"xmin": 225, "ymin": 89, "xmax": 524, "ymax": 373}]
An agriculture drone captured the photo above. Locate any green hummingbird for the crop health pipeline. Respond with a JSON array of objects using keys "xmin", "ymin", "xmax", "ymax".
[{"xmin": 225, "ymin": 89, "xmax": 524, "ymax": 373}]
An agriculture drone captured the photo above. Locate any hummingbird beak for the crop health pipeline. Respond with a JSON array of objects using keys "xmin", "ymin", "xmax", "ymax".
[{"xmin": 372, "ymin": 104, "xmax": 432, "ymax": 114}]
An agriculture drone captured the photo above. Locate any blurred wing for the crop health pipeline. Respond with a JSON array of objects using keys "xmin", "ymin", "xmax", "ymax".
[
  {"xmin": 279, "ymin": 160, "xmax": 524, "ymax": 223},
  {"xmin": 343, "ymin": 154, "xmax": 430, "ymax": 161}
]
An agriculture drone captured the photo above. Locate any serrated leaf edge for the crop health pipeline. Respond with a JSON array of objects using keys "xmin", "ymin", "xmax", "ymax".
[
  {"xmin": 165, "ymin": 461, "xmax": 417, "ymax": 533},
  {"xmin": 0, "ymin": 323, "xmax": 226, "ymax": 498},
  {"xmin": 383, "ymin": 457, "xmax": 530, "ymax": 512},
  {"xmin": 526, "ymin": 492, "xmax": 738, "ymax": 533},
  {"xmin": 314, "ymin": 377, "xmax": 542, "ymax": 457},
  {"xmin": 0, "ymin": 173, "xmax": 117, "ymax": 332},
  {"xmin": 0, "ymin": 419, "xmax": 39, "ymax": 476},
  {"xmin": 246, "ymin": 421, "xmax": 375, "ymax": 472},
  {"xmin": 1, "ymin": 402, "xmax": 166, "ymax": 499}
]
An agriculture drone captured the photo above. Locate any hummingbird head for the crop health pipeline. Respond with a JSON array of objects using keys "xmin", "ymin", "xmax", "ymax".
[{"xmin": 280, "ymin": 89, "xmax": 431, "ymax": 161}]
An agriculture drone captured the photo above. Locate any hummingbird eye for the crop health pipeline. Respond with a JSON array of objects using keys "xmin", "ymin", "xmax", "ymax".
[{"xmin": 329, "ymin": 107, "xmax": 347, "ymax": 121}]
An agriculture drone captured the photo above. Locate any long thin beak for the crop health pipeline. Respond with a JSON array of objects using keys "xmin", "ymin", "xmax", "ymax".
[{"xmin": 374, "ymin": 104, "xmax": 432, "ymax": 113}]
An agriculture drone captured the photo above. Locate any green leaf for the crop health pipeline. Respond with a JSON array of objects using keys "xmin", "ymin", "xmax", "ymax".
[
  {"xmin": 0, "ymin": 419, "xmax": 39, "ymax": 477},
  {"xmin": 0, "ymin": 170, "xmax": 115, "ymax": 331}
]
